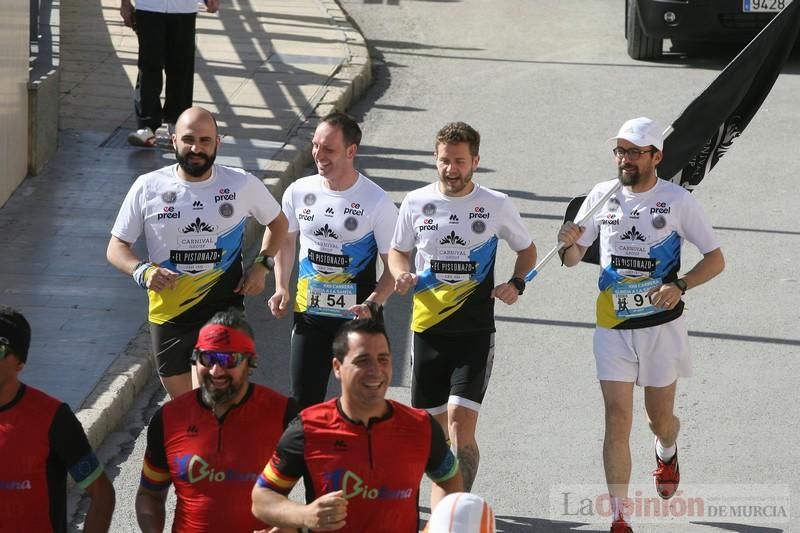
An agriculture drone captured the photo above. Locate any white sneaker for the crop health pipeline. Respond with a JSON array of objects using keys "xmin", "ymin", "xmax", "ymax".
[{"xmin": 127, "ymin": 127, "xmax": 156, "ymax": 147}]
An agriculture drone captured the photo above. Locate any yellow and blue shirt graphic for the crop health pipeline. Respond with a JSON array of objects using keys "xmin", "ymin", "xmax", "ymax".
[
  {"xmin": 111, "ymin": 164, "xmax": 282, "ymax": 326},
  {"xmin": 575, "ymin": 178, "xmax": 720, "ymax": 329},
  {"xmin": 282, "ymin": 174, "xmax": 398, "ymax": 319},
  {"xmin": 392, "ymin": 183, "xmax": 532, "ymax": 335}
]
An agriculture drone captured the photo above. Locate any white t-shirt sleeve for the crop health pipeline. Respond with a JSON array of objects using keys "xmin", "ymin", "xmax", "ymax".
[
  {"xmin": 677, "ymin": 192, "xmax": 720, "ymax": 254},
  {"xmin": 374, "ymin": 195, "xmax": 399, "ymax": 254},
  {"xmin": 390, "ymin": 197, "xmax": 416, "ymax": 252},
  {"xmin": 282, "ymin": 183, "xmax": 299, "ymax": 233},
  {"xmin": 496, "ymin": 196, "xmax": 533, "ymax": 252},
  {"xmin": 575, "ymin": 185, "xmax": 604, "ymax": 247},
  {"xmin": 110, "ymin": 177, "xmax": 145, "ymax": 244},
  {"xmin": 243, "ymin": 174, "xmax": 282, "ymax": 225}
]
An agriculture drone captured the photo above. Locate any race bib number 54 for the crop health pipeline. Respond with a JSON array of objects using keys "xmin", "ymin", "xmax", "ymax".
[{"xmin": 306, "ymin": 280, "xmax": 357, "ymax": 318}]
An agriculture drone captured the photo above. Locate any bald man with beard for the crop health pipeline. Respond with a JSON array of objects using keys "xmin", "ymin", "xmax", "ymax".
[{"xmin": 108, "ymin": 106, "xmax": 288, "ymax": 399}]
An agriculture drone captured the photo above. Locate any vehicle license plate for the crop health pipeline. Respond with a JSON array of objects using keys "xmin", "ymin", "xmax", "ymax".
[{"xmin": 743, "ymin": 0, "xmax": 791, "ymax": 12}]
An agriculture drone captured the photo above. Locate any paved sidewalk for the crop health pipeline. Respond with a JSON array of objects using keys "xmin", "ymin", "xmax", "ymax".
[{"xmin": 0, "ymin": 0, "xmax": 370, "ymax": 449}]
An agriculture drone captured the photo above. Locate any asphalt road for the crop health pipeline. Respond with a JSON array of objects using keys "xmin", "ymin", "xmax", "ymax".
[{"xmin": 70, "ymin": 1, "xmax": 800, "ymax": 531}]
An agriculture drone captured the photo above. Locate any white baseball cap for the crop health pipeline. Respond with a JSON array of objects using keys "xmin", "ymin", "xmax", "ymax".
[
  {"xmin": 426, "ymin": 492, "xmax": 496, "ymax": 533},
  {"xmin": 610, "ymin": 116, "xmax": 664, "ymax": 151}
]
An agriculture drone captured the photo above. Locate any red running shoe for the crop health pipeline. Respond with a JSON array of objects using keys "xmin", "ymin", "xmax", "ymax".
[
  {"xmin": 610, "ymin": 518, "xmax": 633, "ymax": 533},
  {"xmin": 653, "ymin": 442, "xmax": 680, "ymax": 500}
]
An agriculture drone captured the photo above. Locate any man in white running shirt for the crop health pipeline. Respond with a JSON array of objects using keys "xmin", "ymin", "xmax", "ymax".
[
  {"xmin": 267, "ymin": 112, "xmax": 398, "ymax": 409},
  {"xmin": 557, "ymin": 117, "xmax": 725, "ymax": 533},
  {"xmin": 389, "ymin": 121, "xmax": 537, "ymax": 496}
]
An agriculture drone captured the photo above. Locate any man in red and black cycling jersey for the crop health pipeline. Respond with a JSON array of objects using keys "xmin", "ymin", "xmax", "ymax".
[
  {"xmin": 251, "ymin": 318, "xmax": 463, "ymax": 532},
  {"xmin": 0, "ymin": 306, "xmax": 115, "ymax": 533},
  {"xmin": 135, "ymin": 309, "xmax": 297, "ymax": 532}
]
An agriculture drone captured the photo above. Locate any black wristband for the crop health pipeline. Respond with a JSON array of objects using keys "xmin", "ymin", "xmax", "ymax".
[
  {"xmin": 508, "ymin": 277, "xmax": 526, "ymax": 295},
  {"xmin": 363, "ymin": 300, "xmax": 384, "ymax": 321}
]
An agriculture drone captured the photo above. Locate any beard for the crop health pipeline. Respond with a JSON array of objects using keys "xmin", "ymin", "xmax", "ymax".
[
  {"xmin": 176, "ymin": 149, "xmax": 216, "ymax": 177},
  {"xmin": 439, "ymin": 168, "xmax": 474, "ymax": 195},
  {"xmin": 201, "ymin": 374, "xmax": 242, "ymax": 406},
  {"xmin": 618, "ymin": 164, "xmax": 645, "ymax": 187}
]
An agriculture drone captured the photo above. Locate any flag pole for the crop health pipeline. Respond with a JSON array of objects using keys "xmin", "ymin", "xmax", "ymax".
[
  {"xmin": 524, "ymin": 126, "xmax": 674, "ymax": 283},
  {"xmin": 524, "ymin": 181, "xmax": 621, "ymax": 282}
]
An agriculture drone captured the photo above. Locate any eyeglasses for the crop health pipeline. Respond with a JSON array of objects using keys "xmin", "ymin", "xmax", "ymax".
[
  {"xmin": 194, "ymin": 350, "xmax": 251, "ymax": 369},
  {"xmin": 612, "ymin": 147, "xmax": 657, "ymax": 161}
]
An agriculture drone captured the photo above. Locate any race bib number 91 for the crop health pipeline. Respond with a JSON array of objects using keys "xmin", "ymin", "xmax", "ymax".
[{"xmin": 612, "ymin": 278, "xmax": 661, "ymax": 319}]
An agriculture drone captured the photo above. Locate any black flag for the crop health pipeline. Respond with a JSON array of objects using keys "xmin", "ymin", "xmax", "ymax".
[{"xmin": 567, "ymin": 1, "xmax": 800, "ymax": 264}]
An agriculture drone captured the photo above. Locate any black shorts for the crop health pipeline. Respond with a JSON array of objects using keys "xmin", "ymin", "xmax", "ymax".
[
  {"xmin": 149, "ymin": 322, "xmax": 200, "ymax": 377},
  {"xmin": 290, "ymin": 313, "xmax": 348, "ymax": 409},
  {"xmin": 411, "ymin": 331, "xmax": 495, "ymax": 413}
]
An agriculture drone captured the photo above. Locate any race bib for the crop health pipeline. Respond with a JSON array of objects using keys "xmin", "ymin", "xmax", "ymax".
[
  {"xmin": 306, "ymin": 280, "xmax": 357, "ymax": 318},
  {"xmin": 612, "ymin": 278, "xmax": 661, "ymax": 319}
]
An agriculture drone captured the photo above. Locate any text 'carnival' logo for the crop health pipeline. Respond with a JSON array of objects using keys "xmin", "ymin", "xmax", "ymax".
[
  {"xmin": 650, "ymin": 202, "xmax": 670, "ymax": 215},
  {"xmin": 323, "ymin": 469, "xmax": 413, "ymax": 501},
  {"xmin": 299, "ymin": 208, "xmax": 315, "ymax": 222},
  {"xmin": 175, "ymin": 454, "xmax": 258, "ymax": 484},
  {"xmin": 469, "ymin": 206, "xmax": 490, "ymax": 219},
  {"xmin": 158, "ymin": 206, "xmax": 181, "ymax": 221},
  {"xmin": 215, "ymin": 188, "xmax": 236, "ymax": 203},
  {"xmin": 418, "ymin": 218, "xmax": 438, "ymax": 232},
  {"xmin": 344, "ymin": 202, "xmax": 364, "ymax": 216}
]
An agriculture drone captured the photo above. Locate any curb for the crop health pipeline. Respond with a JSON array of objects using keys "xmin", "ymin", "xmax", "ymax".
[{"xmin": 75, "ymin": 0, "xmax": 373, "ymax": 451}]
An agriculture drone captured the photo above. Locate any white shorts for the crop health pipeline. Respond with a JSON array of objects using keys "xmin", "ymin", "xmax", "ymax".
[{"xmin": 593, "ymin": 315, "xmax": 691, "ymax": 387}]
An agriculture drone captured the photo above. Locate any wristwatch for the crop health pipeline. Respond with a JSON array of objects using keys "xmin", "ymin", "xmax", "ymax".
[
  {"xmin": 253, "ymin": 254, "xmax": 275, "ymax": 273},
  {"xmin": 509, "ymin": 277, "xmax": 526, "ymax": 295},
  {"xmin": 673, "ymin": 278, "xmax": 688, "ymax": 294}
]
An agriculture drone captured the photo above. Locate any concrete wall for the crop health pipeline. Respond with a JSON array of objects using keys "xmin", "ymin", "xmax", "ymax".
[{"xmin": 0, "ymin": 0, "xmax": 29, "ymax": 207}]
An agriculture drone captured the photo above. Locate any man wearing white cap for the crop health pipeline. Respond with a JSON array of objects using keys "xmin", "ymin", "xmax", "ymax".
[
  {"xmin": 557, "ymin": 117, "xmax": 724, "ymax": 533},
  {"xmin": 425, "ymin": 492, "xmax": 495, "ymax": 533}
]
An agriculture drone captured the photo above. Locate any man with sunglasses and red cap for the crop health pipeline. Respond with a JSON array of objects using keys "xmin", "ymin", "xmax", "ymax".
[
  {"xmin": 135, "ymin": 308, "xmax": 297, "ymax": 532},
  {"xmin": 0, "ymin": 306, "xmax": 115, "ymax": 533}
]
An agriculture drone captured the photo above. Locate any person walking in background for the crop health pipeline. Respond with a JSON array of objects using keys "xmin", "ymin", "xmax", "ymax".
[{"xmin": 120, "ymin": 0, "xmax": 219, "ymax": 146}]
